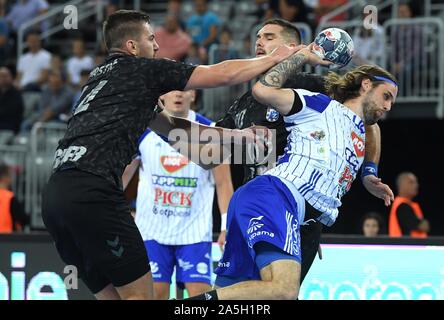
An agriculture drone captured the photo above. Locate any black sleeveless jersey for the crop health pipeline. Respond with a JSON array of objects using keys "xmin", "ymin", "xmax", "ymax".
[
  {"xmin": 216, "ymin": 72, "xmax": 326, "ymax": 188},
  {"xmin": 53, "ymin": 54, "xmax": 196, "ymax": 187}
]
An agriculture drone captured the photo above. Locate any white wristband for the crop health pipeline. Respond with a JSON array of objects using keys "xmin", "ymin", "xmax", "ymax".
[{"xmin": 220, "ymin": 213, "xmax": 227, "ymax": 231}]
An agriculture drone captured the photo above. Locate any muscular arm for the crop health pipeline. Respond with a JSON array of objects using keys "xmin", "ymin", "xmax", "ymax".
[
  {"xmin": 149, "ymin": 110, "xmax": 232, "ymax": 144},
  {"xmin": 364, "ymin": 124, "xmax": 381, "ymax": 164},
  {"xmin": 252, "ymin": 46, "xmax": 329, "ymax": 114},
  {"xmin": 184, "ymin": 45, "xmax": 300, "ymax": 90},
  {"xmin": 149, "ymin": 111, "xmax": 252, "ymax": 170},
  {"xmin": 362, "ymin": 123, "xmax": 394, "ymax": 206},
  {"xmin": 252, "ymin": 53, "xmax": 308, "ymax": 115}
]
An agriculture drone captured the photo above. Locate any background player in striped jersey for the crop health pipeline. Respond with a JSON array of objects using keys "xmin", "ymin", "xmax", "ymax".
[
  {"xmin": 126, "ymin": 89, "xmax": 233, "ymax": 299},
  {"xmin": 189, "ymin": 48, "xmax": 397, "ymax": 300},
  {"xmin": 216, "ymin": 18, "xmax": 391, "ymax": 287}
]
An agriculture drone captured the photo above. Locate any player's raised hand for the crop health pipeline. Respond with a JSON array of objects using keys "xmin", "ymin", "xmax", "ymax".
[
  {"xmin": 231, "ymin": 125, "xmax": 271, "ymax": 144},
  {"xmin": 298, "ymin": 43, "xmax": 333, "ymax": 67},
  {"xmin": 231, "ymin": 125, "xmax": 273, "ymax": 163},
  {"xmin": 269, "ymin": 44, "xmax": 306, "ymax": 64},
  {"xmin": 363, "ymin": 175, "xmax": 395, "ymax": 206}
]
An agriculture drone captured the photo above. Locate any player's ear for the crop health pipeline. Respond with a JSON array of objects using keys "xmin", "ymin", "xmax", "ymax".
[
  {"xmin": 361, "ymin": 78, "xmax": 372, "ymax": 92},
  {"xmin": 125, "ymin": 40, "xmax": 137, "ymax": 55}
]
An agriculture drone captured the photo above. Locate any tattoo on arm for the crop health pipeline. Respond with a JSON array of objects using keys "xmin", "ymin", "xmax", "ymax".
[{"xmin": 259, "ymin": 53, "xmax": 307, "ymax": 88}]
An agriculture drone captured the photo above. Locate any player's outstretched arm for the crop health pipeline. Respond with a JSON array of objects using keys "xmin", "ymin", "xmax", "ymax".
[
  {"xmin": 364, "ymin": 123, "xmax": 381, "ymax": 164},
  {"xmin": 362, "ymin": 123, "xmax": 394, "ymax": 206},
  {"xmin": 149, "ymin": 111, "xmax": 267, "ymax": 170},
  {"xmin": 184, "ymin": 44, "xmax": 302, "ymax": 90}
]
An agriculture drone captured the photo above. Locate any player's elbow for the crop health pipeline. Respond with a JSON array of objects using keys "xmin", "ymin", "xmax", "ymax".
[{"xmin": 252, "ymin": 82, "xmax": 269, "ymax": 104}]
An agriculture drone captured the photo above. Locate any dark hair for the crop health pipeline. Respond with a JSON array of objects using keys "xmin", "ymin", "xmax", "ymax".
[
  {"xmin": 103, "ymin": 10, "xmax": 151, "ymax": 50},
  {"xmin": 262, "ymin": 18, "xmax": 301, "ymax": 44},
  {"xmin": 220, "ymin": 25, "xmax": 232, "ymax": 35},
  {"xmin": 1, "ymin": 63, "xmax": 16, "ymax": 78},
  {"xmin": 396, "ymin": 171, "xmax": 415, "ymax": 191},
  {"xmin": 25, "ymin": 30, "xmax": 41, "ymax": 39},
  {"xmin": 361, "ymin": 212, "xmax": 386, "ymax": 235},
  {"xmin": 49, "ymin": 69, "xmax": 67, "ymax": 82},
  {"xmin": 325, "ymin": 64, "xmax": 397, "ymax": 103}
]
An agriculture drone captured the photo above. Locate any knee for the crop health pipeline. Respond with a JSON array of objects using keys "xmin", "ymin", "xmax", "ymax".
[{"xmin": 274, "ymin": 282, "xmax": 299, "ymax": 300}]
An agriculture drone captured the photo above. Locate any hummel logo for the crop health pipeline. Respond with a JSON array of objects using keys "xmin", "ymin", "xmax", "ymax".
[
  {"xmin": 106, "ymin": 236, "xmax": 124, "ymax": 258},
  {"xmin": 178, "ymin": 259, "xmax": 194, "ymax": 271},
  {"xmin": 247, "ymin": 216, "xmax": 264, "ymax": 234},
  {"xmin": 204, "ymin": 293, "xmax": 212, "ymax": 300}
]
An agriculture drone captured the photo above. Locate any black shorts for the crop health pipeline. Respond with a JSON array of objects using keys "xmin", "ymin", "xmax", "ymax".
[
  {"xmin": 42, "ymin": 169, "xmax": 150, "ymax": 294},
  {"xmin": 300, "ymin": 202, "xmax": 323, "ymax": 284}
]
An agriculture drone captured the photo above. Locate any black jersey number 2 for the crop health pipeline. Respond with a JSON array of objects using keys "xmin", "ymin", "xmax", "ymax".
[{"xmin": 73, "ymin": 80, "xmax": 108, "ymax": 115}]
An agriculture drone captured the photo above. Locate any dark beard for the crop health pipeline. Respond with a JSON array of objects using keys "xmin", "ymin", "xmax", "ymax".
[{"xmin": 362, "ymin": 94, "xmax": 378, "ymax": 125}]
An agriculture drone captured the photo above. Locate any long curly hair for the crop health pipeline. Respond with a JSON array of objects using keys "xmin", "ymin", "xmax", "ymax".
[{"xmin": 325, "ymin": 65, "xmax": 397, "ymax": 103}]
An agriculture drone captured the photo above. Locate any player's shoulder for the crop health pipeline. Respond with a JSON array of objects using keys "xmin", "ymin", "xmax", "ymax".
[
  {"xmin": 137, "ymin": 128, "xmax": 155, "ymax": 147},
  {"xmin": 137, "ymin": 57, "xmax": 196, "ymax": 80},
  {"xmin": 295, "ymin": 89, "xmax": 331, "ymax": 103},
  {"xmin": 287, "ymin": 89, "xmax": 333, "ymax": 117},
  {"xmin": 114, "ymin": 55, "xmax": 170, "ymax": 69},
  {"xmin": 138, "ymin": 56, "xmax": 185, "ymax": 66},
  {"xmin": 285, "ymin": 72, "xmax": 326, "ymax": 93},
  {"xmin": 294, "ymin": 88, "xmax": 327, "ymax": 98}
]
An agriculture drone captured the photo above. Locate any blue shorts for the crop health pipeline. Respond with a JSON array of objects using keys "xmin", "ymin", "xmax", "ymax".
[
  {"xmin": 144, "ymin": 240, "xmax": 212, "ymax": 285},
  {"xmin": 214, "ymin": 175, "xmax": 304, "ymax": 285}
]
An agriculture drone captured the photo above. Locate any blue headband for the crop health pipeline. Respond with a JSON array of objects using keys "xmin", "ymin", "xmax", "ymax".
[{"xmin": 373, "ymin": 76, "xmax": 398, "ymax": 87}]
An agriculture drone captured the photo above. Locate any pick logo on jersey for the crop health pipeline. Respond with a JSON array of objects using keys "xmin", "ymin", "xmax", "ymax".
[
  {"xmin": 154, "ymin": 187, "xmax": 193, "ymax": 208},
  {"xmin": 160, "ymin": 155, "xmax": 189, "ymax": 173},
  {"xmin": 351, "ymin": 132, "xmax": 365, "ymax": 158}
]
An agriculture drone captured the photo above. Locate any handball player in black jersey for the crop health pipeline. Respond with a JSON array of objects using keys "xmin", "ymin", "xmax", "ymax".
[{"xmin": 41, "ymin": 10, "xmax": 300, "ymax": 300}]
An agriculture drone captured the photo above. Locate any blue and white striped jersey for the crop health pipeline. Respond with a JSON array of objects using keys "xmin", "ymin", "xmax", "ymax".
[
  {"xmin": 135, "ymin": 110, "xmax": 216, "ymax": 244},
  {"xmin": 266, "ymin": 89, "xmax": 366, "ymax": 226}
]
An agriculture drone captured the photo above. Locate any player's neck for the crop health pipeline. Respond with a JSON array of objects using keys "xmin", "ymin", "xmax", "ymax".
[
  {"xmin": 343, "ymin": 97, "xmax": 365, "ymax": 121},
  {"xmin": 169, "ymin": 110, "xmax": 189, "ymax": 118},
  {"xmin": 398, "ymin": 192, "xmax": 413, "ymax": 200}
]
